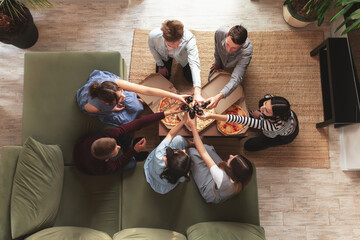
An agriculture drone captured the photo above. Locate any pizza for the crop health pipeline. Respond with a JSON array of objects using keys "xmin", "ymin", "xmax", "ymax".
[
  {"xmin": 217, "ymin": 104, "xmax": 248, "ymax": 135},
  {"xmin": 158, "ymin": 97, "xmax": 182, "ymax": 128},
  {"xmin": 178, "ymin": 103, "xmax": 216, "ymax": 132}
]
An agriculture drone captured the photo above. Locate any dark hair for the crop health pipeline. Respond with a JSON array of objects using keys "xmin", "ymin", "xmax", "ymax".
[
  {"xmin": 258, "ymin": 95, "xmax": 291, "ymax": 121},
  {"xmin": 91, "ymin": 137, "xmax": 117, "ymax": 160},
  {"xmin": 160, "ymin": 147, "xmax": 190, "ymax": 184},
  {"xmin": 218, "ymin": 155, "xmax": 253, "ymax": 194},
  {"xmin": 89, "ymin": 81, "xmax": 121, "ymax": 104},
  {"xmin": 161, "ymin": 20, "xmax": 184, "ymax": 42},
  {"xmin": 228, "ymin": 25, "xmax": 247, "ymax": 45}
]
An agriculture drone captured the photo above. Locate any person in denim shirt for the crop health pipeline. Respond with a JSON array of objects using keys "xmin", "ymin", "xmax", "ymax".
[{"xmin": 148, "ymin": 19, "xmax": 204, "ymax": 104}]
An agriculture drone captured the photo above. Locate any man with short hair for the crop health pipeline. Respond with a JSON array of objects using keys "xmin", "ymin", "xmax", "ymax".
[
  {"xmin": 148, "ymin": 19, "xmax": 204, "ymax": 104},
  {"xmin": 206, "ymin": 25, "xmax": 253, "ymax": 109},
  {"xmin": 74, "ymin": 105, "xmax": 182, "ymax": 175}
]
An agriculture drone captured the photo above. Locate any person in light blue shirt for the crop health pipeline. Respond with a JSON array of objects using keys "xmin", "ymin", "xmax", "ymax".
[
  {"xmin": 148, "ymin": 19, "xmax": 204, "ymax": 104},
  {"xmin": 144, "ymin": 113, "xmax": 191, "ymax": 194},
  {"xmin": 77, "ymin": 70, "xmax": 188, "ymax": 126}
]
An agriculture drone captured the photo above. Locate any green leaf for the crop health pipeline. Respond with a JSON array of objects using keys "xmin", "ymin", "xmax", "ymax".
[
  {"xmin": 349, "ymin": 8, "xmax": 360, "ymax": 19},
  {"xmin": 331, "ymin": 4, "xmax": 353, "ymax": 22},
  {"xmin": 342, "ymin": 18, "xmax": 360, "ymax": 34}
]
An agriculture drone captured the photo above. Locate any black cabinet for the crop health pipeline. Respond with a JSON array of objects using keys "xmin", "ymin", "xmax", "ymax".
[{"xmin": 311, "ymin": 38, "xmax": 360, "ymax": 128}]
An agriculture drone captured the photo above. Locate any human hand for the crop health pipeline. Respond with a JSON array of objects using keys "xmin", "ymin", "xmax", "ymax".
[
  {"xmin": 205, "ymin": 93, "xmax": 223, "ymax": 109},
  {"xmin": 113, "ymin": 103, "xmax": 125, "ymax": 111},
  {"xmin": 134, "ymin": 138, "xmax": 146, "ymax": 152},
  {"xmin": 177, "ymin": 94, "xmax": 191, "ymax": 104},
  {"xmin": 204, "ymin": 97, "xmax": 219, "ymax": 109},
  {"xmin": 164, "ymin": 103, "xmax": 183, "ymax": 116},
  {"xmin": 210, "ymin": 63, "xmax": 220, "ymax": 72},
  {"xmin": 193, "ymin": 93, "xmax": 205, "ymax": 105},
  {"xmin": 158, "ymin": 66, "xmax": 169, "ymax": 77},
  {"xmin": 249, "ymin": 110, "xmax": 261, "ymax": 119},
  {"xmin": 197, "ymin": 111, "xmax": 212, "ymax": 120},
  {"xmin": 186, "ymin": 112, "xmax": 197, "ymax": 129}
]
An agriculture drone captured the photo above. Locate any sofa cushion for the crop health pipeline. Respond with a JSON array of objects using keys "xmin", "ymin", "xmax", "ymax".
[
  {"xmin": 0, "ymin": 146, "xmax": 22, "ymax": 240},
  {"xmin": 186, "ymin": 222, "xmax": 266, "ymax": 240},
  {"xmin": 121, "ymin": 162, "xmax": 260, "ymax": 234},
  {"xmin": 113, "ymin": 228, "xmax": 186, "ymax": 240},
  {"xmin": 10, "ymin": 137, "xmax": 64, "ymax": 239},
  {"xmin": 25, "ymin": 226, "xmax": 112, "ymax": 240},
  {"xmin": 54, "ymin": 166, "xmax": 122, "ymax": 236}
]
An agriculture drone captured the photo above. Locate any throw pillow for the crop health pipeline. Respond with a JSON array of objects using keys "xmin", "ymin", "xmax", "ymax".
[{"xmin": 10, "ymin": 137, "xmax": 64, "ymax": 239}]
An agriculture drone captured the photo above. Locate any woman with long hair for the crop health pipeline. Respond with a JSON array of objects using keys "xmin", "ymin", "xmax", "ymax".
[
  {"xmin": 144, "ymin": 110, "xmax": 191, "ymax": 194},
  {"xmin": 200, "ymin": 94, "xmax": 299, "ymax": 151},
  {"xmin": 186, "ymin": 114, "xmax": 253, "ymax": 203},
  {"xmin": 77, "ymin": 70, "xmax": 188, "ymax": 126}
]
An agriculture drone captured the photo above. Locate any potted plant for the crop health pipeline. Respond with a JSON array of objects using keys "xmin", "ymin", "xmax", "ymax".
[
  {"xmin": 0, "ymin": 0, "xmax": 52, "ymax": 49},
  {"xmin": 283, "ymin": 0, "xmax": 320, "ymax": 27},
  {"xmin": 283, "ymin": 0, "xmax": 360, "ymax": 35}
]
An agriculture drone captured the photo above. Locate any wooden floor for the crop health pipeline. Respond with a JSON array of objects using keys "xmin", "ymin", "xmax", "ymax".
[{"xmin": 1, "ymin": 0, "xmax": 360, "ymax": 239}]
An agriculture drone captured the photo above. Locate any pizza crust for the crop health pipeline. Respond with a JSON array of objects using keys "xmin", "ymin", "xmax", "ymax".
[{"xmin": 217, "ymin": 104, "xmax": 249, "ymax": 135}]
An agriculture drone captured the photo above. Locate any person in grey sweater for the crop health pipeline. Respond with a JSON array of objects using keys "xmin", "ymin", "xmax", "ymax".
[{"xmin": 206, "ymin": 25, "xmax": 253, "ymax": 109}]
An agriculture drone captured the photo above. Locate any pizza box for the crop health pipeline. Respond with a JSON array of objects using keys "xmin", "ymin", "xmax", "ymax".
[
  {"xmin": 138, "ymin": 71, "xmax": 248, "ymax": 136},
  {"xmin": 204, "ymin": 71, "xmax": 247, "ymax": 114},
  {"xmin": 136, "ymin": 73, "xmax": 178, "ymax": 113},
  {"xmin": 181, "ymin": 71, "xmax": 248, "ymax": 132}
]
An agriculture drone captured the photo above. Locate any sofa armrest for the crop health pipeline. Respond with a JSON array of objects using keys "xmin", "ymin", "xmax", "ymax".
[{"xmin": 0, "ymin": 146, "xmax": 22, "ymax": 240}]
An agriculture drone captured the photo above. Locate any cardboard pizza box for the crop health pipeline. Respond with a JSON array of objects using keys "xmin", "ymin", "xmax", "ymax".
[
  {"xmin": 136, "ymin": 73, "xmax": 178, "ymax": 113},
  {"xmin": 204, "ymin": 71, "xmax": 247, "ymax": 115},
  {"xmin": 138, "ymin": 71, "xmax": 248, "ymax": 135}
]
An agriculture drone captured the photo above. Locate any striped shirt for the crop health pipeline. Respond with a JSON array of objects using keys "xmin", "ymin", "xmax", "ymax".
[{"xmin": 226, "ymin": 111, "xmax": 295, "ymax": 138}]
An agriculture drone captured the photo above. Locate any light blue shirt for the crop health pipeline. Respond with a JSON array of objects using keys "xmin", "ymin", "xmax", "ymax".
[
  {"xmin": 148, "ymin": 28, "xmax": 201, "ymax": 88},
  {"xmin": 144, "ymin": 135, "xmax": 188, "ymax": 194}
]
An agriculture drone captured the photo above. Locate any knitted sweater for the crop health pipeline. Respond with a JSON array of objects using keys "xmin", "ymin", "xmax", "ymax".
[{"xmin": 74, "ymin": 112, "xmax": 165, "ymax": 175}]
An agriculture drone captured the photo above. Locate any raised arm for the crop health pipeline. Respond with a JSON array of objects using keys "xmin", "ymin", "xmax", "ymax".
[
  {"xmin": 197, "ymin": 112, "xmax": 227, "ymax": 122},
  {"xmin": 115, "ymin": 79, "xmax": 187, "ymax": 104},
  {"xmin": 186, "ymin": 114, "xmax": 215, "ymax": 169},
  {"xmin": 165, "ymin": 111, "xmax": 187, "ymax": 142}
]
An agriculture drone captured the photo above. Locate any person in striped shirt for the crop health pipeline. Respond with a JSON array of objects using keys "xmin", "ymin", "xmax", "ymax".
[{"xmin": 199, "ymin": 94, "xmax": 299, "ymax": 151}]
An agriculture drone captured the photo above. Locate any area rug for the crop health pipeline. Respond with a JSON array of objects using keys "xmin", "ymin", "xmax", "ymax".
[{"xmin": 129, "ymin": 29, "xmax": 329, "ymax": 168}]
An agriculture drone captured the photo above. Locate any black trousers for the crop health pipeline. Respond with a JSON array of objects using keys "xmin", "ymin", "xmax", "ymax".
[
  {"xmin": 244, "ymin": 113, "xmax": 299, "ymax": 152},
  {"xmin": 156, "ymin": 58, "xmax": 193, "ymax": 83}
]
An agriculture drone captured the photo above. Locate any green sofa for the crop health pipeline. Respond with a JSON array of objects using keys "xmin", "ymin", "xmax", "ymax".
[{"xmin": 0, "ymin": 52, "xmax": 266, "ymax": 240}]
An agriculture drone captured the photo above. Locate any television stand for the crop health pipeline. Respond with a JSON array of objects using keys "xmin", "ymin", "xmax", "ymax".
[{"xmin": 310, "ymin": 38, "xmax": 360, "ymax": 128}]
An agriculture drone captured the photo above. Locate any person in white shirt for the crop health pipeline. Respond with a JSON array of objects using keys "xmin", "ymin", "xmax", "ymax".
[
  {"xmin": 185, "ymin": 113, "xmax": 253, "ymax": 204},
  {"xmin": 148, "ymin": 19, "xmax": 204, "ymax": 104}
]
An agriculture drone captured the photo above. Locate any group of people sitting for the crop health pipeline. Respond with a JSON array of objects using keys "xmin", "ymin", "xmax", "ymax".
[{"xmin": 73, "ymin": 20, "xmax": 299, "ymax": 204}]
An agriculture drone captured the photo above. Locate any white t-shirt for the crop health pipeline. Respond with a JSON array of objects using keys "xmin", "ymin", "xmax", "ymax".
[{"xmin": 210, "ymin": 165, "xmax": 225, "ymax": 189}]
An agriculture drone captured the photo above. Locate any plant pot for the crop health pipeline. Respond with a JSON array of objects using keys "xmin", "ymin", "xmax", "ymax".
[
  {"xmin": 283, "ymin": 3, "xmax": 317, "ymax": 28},
  {"xmin": 0, "ymin": 6, "xmax": 38, "ymax": 49}
]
